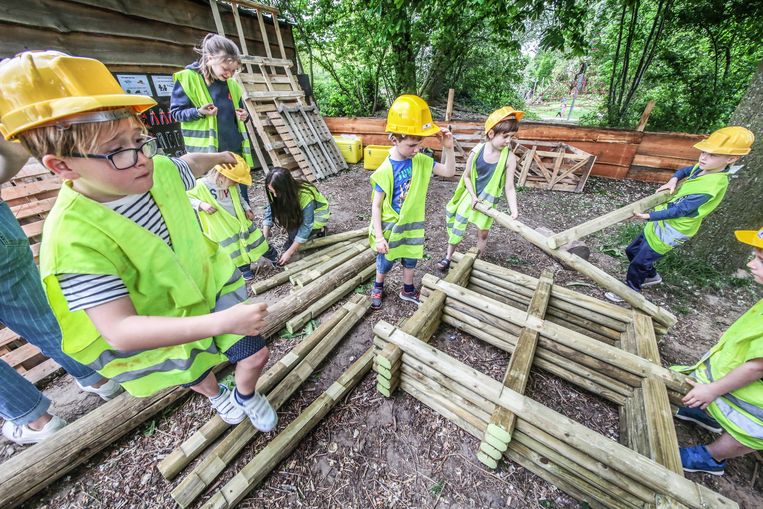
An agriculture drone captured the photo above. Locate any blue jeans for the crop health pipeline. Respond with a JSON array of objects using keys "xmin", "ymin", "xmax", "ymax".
[
  {"xmin": 625, "ymin": 233, "xmax": 663, "ymax": 291},
  {"xmin": 0, "ymin": 202, "xmax": 101, "ymax": 425},
  {"xmin": 376, "ymin": 253, "xmax": 417, "ymax": 275}
]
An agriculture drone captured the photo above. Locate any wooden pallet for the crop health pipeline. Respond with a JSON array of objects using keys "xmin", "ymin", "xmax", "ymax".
[
  {"xmin": 515, "ymin": 140, "xmax": 595, "ymax": 192},
  {"xmin": 210, "ymin": 0, "xmax": 346, "ymax": 181},
  {"xmin": 1, "ymin": 159, "xmax": 63, "ymax": 384}
]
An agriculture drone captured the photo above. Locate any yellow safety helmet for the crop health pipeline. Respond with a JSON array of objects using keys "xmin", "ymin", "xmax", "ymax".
[
  {"xmin": 385, "ymin": 94, "xmax": 440, "ymax": 137},
  {"xmin": 693, "ymin": 126, "xmax": 754, "ymax": 156},
  {"xmin": 215, "ymin": 153, "xmax": 252, "ymax": 186},
  {"xmin": 735, "ymin": 227, "xmax": 763, "ymax": 249},
  {"xmin": 485, "ymin": 106, "xmax": 525, "ymax": 133},
  {"xmin": 0, "ymin": 51, "xmax": 156, "ymax": 140}
]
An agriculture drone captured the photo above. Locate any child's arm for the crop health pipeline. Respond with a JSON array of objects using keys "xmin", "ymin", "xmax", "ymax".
[
  {"xmin": 84, "ymin": 296, "xmax": 268, "ymax": 351},
  {"xmin": 432, "ymin": 128, "xmax": 456, "ymax": 178},
  {"xmin": 371, "ymin": 189, "xmax": 388, "ymax": 254},
  {"xmin": 279, "ymin": 202, "xmax": 315, "ymax": 265},
  {"xmin": 656, "ymin": 166, "xmax": 693, "ymax": 194},
  {"xmin": 0, "ymin": 137, "xmax": 30, "ymax": 185},
  {"xmin": 180, "ymin": 152, "xmax": 237, "ymax": 178},
  {"xmin": 262, "ymin": 203, "xmax": 273, "ymax": 237},
  {"xmin": 504, "ymin": 151, "xmax": 519, "ymax": 219},
  {"xmin": 682, "ymin": 358, "xmax": 763, "ymax": 410},
  {"xmin": 462, "ymin": 150, "xmax": 478, "ymax": 207}
]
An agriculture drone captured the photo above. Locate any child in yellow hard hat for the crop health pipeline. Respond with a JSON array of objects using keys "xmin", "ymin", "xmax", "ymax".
[
  {"xmin": 605, "ymin": 125, "xmax": 755, "ymax": 303},
  {"xmin": 369, "ymin": 94, "xmax": 455, "ymax": 309},
  {"xmin": 0, "ymin": 51, "xmax": 277, "ymax": 432},
  {"xmin": 262, "ymin": 167, "xmax": 331, "ymax": 266},
  {"xmin": 672, "ymin": 227, "xmax": 763, "ymax": 475},
  {"xmin": 436, "ymin": 106, "xmax": 523, "ymax": 271},
  {"xmin": 187, "ymin": 154, "xmax": 278, "ymax": 280}
]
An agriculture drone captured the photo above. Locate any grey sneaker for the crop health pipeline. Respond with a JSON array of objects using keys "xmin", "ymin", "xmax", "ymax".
[
  {"xmin": 77, "ymin": 379, "xmax": 123, "ymax": 401},
  {"xmin": 642, "ymin": 274, "xmax": 663, "ymax": 287},
  {"xmin": 604, "ymin": 291, "xmax": 625, "ymax": 303},
  {"xmin": 2, "ymin": 415, "xmax": 67, "ymax": 445},
  {"xmin": 370, "ymin": 286, "xmax": 384, "ymax": 310},
  {"xmin": 231, "ymin": 389, "xmax": 278, "ymax": 432},
  {"xmin": 209, "ymin": 385, "xmax": 246, "ymax": 425}
]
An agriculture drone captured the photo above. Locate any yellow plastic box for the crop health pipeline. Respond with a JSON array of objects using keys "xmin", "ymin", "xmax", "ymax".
[
  {"xmin": 332, "ymin": 135, "xmax": 363, "ymax": 164},
  {"xmin": 364, "ymin": 145, "xmax": 392, "ymax": 170}
]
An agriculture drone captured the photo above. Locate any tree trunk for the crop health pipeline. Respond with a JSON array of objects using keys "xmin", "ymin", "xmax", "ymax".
[{"xmin": 685, "ymin": 60, "xmax": 763, "ymax": 272}]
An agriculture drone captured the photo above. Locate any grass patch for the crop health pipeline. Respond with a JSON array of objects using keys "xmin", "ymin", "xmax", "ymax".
[
  {"xmin": 429, "ymin": 480, "xmax": 445, "ymax": 496},
  {"xmin": 657, "ymin": 251, "xmax": 752, "ymax": 290},
  {"xmin": 599, "ymin": 222, "xmax": 641, "ymax": 259},
  {"xmin": 506, "ymin": 254, "xmax": 527, "ymax": 266}
]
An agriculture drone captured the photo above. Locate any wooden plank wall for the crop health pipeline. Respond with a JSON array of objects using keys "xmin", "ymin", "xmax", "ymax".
[
  {"xmin": 0, "ymin": 0, "xmax": 297, "ymax": 72},
  {"xmin": 325, "ymin": 117, "xmax": 706, "ymax": 183}
]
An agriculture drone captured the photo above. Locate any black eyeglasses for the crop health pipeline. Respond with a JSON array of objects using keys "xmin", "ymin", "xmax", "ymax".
[{"xmin": 70, "ymin": 137, "xmax": 159, "ymax": 170}]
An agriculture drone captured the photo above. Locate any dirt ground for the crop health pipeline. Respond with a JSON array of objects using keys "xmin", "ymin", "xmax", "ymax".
[{"xmin": 6, "ymin": 164, "xmax": 762, "ymax": 509}]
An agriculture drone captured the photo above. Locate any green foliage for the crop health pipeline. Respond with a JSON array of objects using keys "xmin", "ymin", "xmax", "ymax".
[
  {"xmin": 142, "ymin": 419, "xmax": 156, "ymax": 437},
  {"xmin": 600, "ymin": 222, "xmax": 642, "ymax": 258},
  {"xmin": 429, "ymin": 480, "xmax": 446, "ymax": 496}
]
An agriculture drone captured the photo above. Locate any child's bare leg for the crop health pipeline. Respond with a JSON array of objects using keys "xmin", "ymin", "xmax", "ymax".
[
  {"xmin": 445, "ymin": 243, "xmax": 458, "ymax": 260},
  {"xmin": 402, "ymin": 267, "xmax": 415, "ymax": 286},
  {"xmin": 375, "ymin": 272, "xmax": 386, "ymax": 285},
  {"xmin": 706, "ymin": 432, "xmax": 754, "ymax": 461},
  {"xmin": 189, "ymin": 371, "xmax": 220, "ymax": 397},
  {"xmin": 234, "ymin": 347, "xmax": 269, "ymax": 395},
  {"xmin": 476, "ymin": 229, "xmax": 490, "ymax": 254}
]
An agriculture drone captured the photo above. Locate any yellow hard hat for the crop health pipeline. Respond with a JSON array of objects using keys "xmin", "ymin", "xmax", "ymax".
[
  {"xmin": 735, "ymin": 228, "xmax": 763, "ymax": 249},
  {"xmin": 485, "ymin": 106, "xmax": 525, "ymax": 133},
  {"xmin": 385, "ymin": 94, "xmax": 440, "ymax": 137},
  {"xmin": 693, "ymin": 126, "xmax": 754, "ymax": 156},
  {"xmin": 215, "ymin": 153, "xmax": 251, "ymax": 186},
  {"xmin": 0, "ymin": 51, "xmax": 156, "ymax": 140}
]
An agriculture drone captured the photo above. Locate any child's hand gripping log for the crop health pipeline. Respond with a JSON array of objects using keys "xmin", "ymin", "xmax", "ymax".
[{"xmin": 222, "ymin": 300, "xmax": 269, "ymax": 337}]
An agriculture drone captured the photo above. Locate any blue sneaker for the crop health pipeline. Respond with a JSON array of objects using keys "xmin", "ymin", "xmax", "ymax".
[
  {"xmin": 675, "ymin": 406, "xmax": 722, "ymax": 433},
  {"xmin": 680, "ymin": 445, "xmax": 726, "ymax": 476}
]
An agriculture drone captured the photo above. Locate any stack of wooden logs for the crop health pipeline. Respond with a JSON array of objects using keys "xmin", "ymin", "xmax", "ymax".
[
  {"xmin": 373, "ymin": 320, "xmax": 736, "ymax": 509},
  {"xmin": 160, "ymin": 294, "xmax": 371, "ymax": 508}
]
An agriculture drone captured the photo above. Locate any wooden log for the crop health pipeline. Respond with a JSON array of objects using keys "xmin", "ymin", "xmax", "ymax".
[
  {"xmin": 636, "ymin": 100, "xmax": 656, "ymax": 132},
  {"xmin": 157, "ymin": 299, "xmax": 357, "ymax": 480},
  {"xmin": 299, "ymin": 227, "xmax": 367, "ymax": 250},
  {"xmin": 376, "ymin": 322, "xmax": 737, "ymax": 509},
  {"xmin": 285, "ymin": 263, "xmax": 375, "ymax": 333},
  {"xmin": 0, "ymin": 387, "xmax": 188, "ymax": 509},
  {"xmin": 260, "ymin": 249, "xmax": 376, "ymax": 338},
  {"xmin": 200, "ymin": 348, "xmax": 375, "ymax": 509},
  {"xmin": 642, "ymin": 377, "xmax": 683, "ymax": 475},
  {"xmin": 445, "ymin": 88, "xmax": 455, "ymax": 122},
  {"xmin": 621, "ymin": 388, "xmax": 651, "ymax": 455},
  {"xmin": 171, "ymin": 295, "xmax": 370, "ymax": 508},
  {"xmin": 472, "ymin": 203, "xmax": 677, "ymax": 328},
  {"xmin": 486, "ymin": 271, "xmax": 553, "ymax": 450},
  {"xmin": 289, "ymin": 242, "xmax": 369, "ymax": 288},
  {"xmin": 545, "ymin": 190, "xmax": 672, "ymax": 249},
  {"xmin": 425, "ymin": 274, "xmax": 689, "ymax": 394},
  {"xmin": 250, "ymin": 241, "xmax": 351, "ymax": 295}
]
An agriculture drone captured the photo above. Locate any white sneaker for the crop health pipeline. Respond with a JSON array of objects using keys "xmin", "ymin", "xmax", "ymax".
[
  {"xmin": 604, "ymin": 291, "xmax": 625, "ymax": 303},
  {"xmin": 642, "ymin": 274, "xmax": 663, "ymax": 287},
  {"xmin": 231, "ymin": 389, "xmax": 278, "ymax": 432},
  {"xmin": 2, "ymin": 415, "xmax": 67, "ymax": 445},
  {"xmin": 77, "ymin": 379, "xmax": 123, "ymax": 401},
  {"xmin": 209, "ymin": 385, "xmax": 246, "ymax": 425}
]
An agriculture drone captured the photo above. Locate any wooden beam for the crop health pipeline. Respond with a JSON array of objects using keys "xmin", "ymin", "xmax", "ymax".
[
  {"xmin": 636, "ymin": 100, "xmax": 656, "ymax": 132},
  {"xmin": 445, "ymin": 88, "xmax": 455, "ymax": 122},
  {"xmin": 474, "ymin": 203, "xmax": 677, "ymax": 328},
  {"xmin": 480, "ymin": 270, "xmax": 553, "ymax": 467},
  {"xmin": 545, "ymin": 190, "xmax": 673, "ymax": 249}
]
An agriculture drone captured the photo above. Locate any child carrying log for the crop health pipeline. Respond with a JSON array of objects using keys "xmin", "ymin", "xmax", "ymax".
[
  {"xmin": 187, "ymin": 154, "xmax": 278, "ymax": 280},
  {"xmin": 262, "ymin": 167, "xmax": 331, "ymax": 265},
  {"xmin": 0, "ymin": 51, "xmax": 277, "ymax": 432},
  {"xmin": 673, "ymin": 228, "xmax": 763, "ymax": 475},
  {"xmin": 369, "ymin": 94, "xmax": 455, "ymax": 309},
  {"xmin": 436, "ymin": 107, "xmax": 522, "ymax": 270},
  {"xmin": 605, "ymin": 126, "xmax": 754, "ymax": 302}
]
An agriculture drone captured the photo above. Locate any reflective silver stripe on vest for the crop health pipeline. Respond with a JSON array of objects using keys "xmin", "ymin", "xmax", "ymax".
[
  {"xmin": 87, "ymin": 346, "xmax": 154, "ymax": 371},
  {"xmin": 653, "ymin": 221, "xmax": 690, "ymax": 247},
  {"xmin": 242, "ymin": 146, "xmax": 251, "ymax": 154},
  {"xmin": 185, "ymin": 144, "xmax": 218, "ymax": 153},
  {"xmin": 230, "ymin": 235, "xmax": 266, "ymax": 260},
  {"xmin": 704, "ymin": 361, "xmax": 763, "ymax": 422},
  {"xmin": 388, "ymin": 237, "xmax": 425, "ymax": 249},
  {"xmin": 479, "ymin": 192, "xmax": 499, "ymax": 205},
  {"xmin": 107, "ymin": 342, "xmax": 221, "ymax": 383},
  {"xmin": 182, "ymin": 128, "xmax": 218, "ymax": 139},
  {"xmin": 391, "ymin": 221, "xmax": 425, "ymax": 235},
  {"xmin": 382, "ymin": 221, "xmax": 397, "ymax": 232},
  {"xmin": 714, "ymin": 399, "xmax": 763, "ymax": 439},
  {"xmin": 220, "ymin": 224, "xmax": 259, "ymax": 248},
  {"xmin": 215, "ymin": 278, "xmax": 248, "ymax": 312}
]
